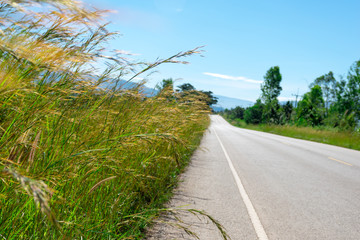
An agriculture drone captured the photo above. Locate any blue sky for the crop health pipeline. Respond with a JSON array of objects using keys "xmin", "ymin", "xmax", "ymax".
[{"xmin": 84, "ymin": 0, "xmax": 360, "ymax": 102}]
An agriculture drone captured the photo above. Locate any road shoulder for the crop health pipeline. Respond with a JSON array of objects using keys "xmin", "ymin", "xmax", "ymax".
[{"xmin": 145, "ymin": 124, "xmax": 257, "ymax": 239}]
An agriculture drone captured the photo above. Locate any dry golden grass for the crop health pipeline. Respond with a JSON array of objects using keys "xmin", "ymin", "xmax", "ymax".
[{"xmin": 0, "ymin": 1, "xmax": 218, "ymax": 239}]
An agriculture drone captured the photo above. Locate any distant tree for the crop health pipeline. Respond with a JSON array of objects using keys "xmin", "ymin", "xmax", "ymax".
[
  {"xmin": 199, "ymin": 90, "xmax": 218, "ymax": 106},
  {"xmin": 233, "ymin": 106, "xmax": 245, "ymax": 119},
  {"xmin": 297, "ymin": 85, "xmax": 325, "ymax": 126},
  {"xmin": 321, "ymin": 61, "xmax": 360, "ymax": 129},
  {"xmin": 263, "ymin": 99, "xmax": 281, "ymax": 124},
  {"xmin": 311, "ymin": 71, "xmax": 336, "ymax": 111},
  {"xmin": 177, "ymin": 83, "xmax": 195, "ymax": 92},
  {"xmin": 176, "ymin": 83, "xmax": 217, "ymax": 107},
  {"xmin": 329, "ymin": 78, "xmax": 350, "ymax": 114},
  {"xmin": 156, "ymin": 78, "xmax": 174, "ymax": 91},
  {"xmin": 325, "ymin": 60, "xmax": 360, "ymax": 125},
  {"xmin": 261, "ymin": 66, "xmax": 282, "ymax": 103},
  {"xmin": 155, "ymin": 78, "xmax": 175, "ymax": 101},
  {"xmin": 261, "ymin": 66, "xmax": 282, "ymax": 123},
  {"xmin": 346, "ymin": 60, "xmax": 360, "ymax": 118},
  {"xmin": 244, "ymin": 99, "xmax": 264, "ymax": 124},
  {"xmin": 226, "ymin": 106, "xmax": 245, "ymax": 119},
  {"xmin": 282, "ymin": 101, "xmax": 293, "ymax": 123}
]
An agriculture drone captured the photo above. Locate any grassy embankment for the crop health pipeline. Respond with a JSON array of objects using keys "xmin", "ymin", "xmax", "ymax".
[
  {"xmin": 225, "ymin": 118, "xmax": 360, "ymax": 151},
  {"xmin": 0, "ymin": 2, "xmax": 216, "ymax": 239}
]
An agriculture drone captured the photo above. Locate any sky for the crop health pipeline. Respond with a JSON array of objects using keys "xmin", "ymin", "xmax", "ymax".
[{"xmin": 84, "ymin": 0, "xmax": 360, "ymax": 102}]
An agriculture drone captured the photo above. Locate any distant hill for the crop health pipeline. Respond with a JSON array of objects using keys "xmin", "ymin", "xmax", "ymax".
[
  {"xmin": 94, "ymin": 78, "xmax": 255, "ymax": 110},
  {"xmin": 114, "ymin": 80, "xmax": 158, "ymax": 97},
  {"xmin": 90, "ymin": 76, "xmax": 158, "ymax": 97},
  {"xmin": 212, "ymin": 95, "xmax": 254, "ymax": 112}
]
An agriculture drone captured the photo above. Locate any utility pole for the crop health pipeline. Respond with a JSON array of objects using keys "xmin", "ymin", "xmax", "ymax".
[{"xmin": 292, "ymin": 89, "xmax": 300, "ymax": 108}]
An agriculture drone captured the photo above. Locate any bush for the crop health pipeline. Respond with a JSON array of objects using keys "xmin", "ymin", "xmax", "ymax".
[{"xmin": 244, "ymin": 100, "xmax": 264, "ymax": 124}]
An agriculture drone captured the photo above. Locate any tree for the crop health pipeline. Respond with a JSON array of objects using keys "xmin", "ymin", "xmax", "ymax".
[
  {"xmin": 263, "ymin": 99, "xmax": 281, "ymax": 124},
  {"xmin": 232, "ymin": 106, "xmax": 245, "ymax": 119},
  {"xmin": 281, "ymin": 101, "xmax": 293, "ymax": 123},
  {"xmin": 261, "ymin": 66, "xmax": 282, "ymax": 123},
  {"xmin": 155, "ymin": 78, "xmax": 175, "ymax": 101},
  {"xmin": 177, "ymin": 83, "xmax": 195, "ymax": 92},
  {"xmin": 297, "ymin": 85, "xmax": 325, "ymax": 126},
  {"xmin": 346, "ymin": 60, "xmax": 360, "ymax": 118},
  {"xmin": 244, "ymin": 99, "xmax": 264, "ymax": 124},
  {"xmin": 176, "ymin": 83, "xmax": 218, "ymax": 107},
  {"xmin": 261, "ymin": 66, "xmax": 282, "ymax": 103},
  {"xmin": 199, "ymin": 90, "xmax": 218, "ymax": 106},
  {"xmin": 311, "ymin": 71, "xmax": 336, "ymax": 111},
  {"xmin": 156, "ymin": 78, "xmax": 174, "ymax": 91},
  {"xmin": 225, "ymin": 106, "xmax": 245, "ymax": 120},
  {"xmin": 326, "ymin": 60, "xmax": 360, "ymax": 125}
]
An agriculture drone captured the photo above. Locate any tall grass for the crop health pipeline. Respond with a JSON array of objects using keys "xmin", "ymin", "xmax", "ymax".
[
  {"xmin": 0, "ymin": 1, "xmax": 213, "ymax": 239},
  {"xmin": 227, "ymin": 118, "xmax": 360, "ymax": 151}
]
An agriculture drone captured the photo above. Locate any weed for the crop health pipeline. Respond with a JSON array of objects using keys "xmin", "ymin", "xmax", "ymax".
[{"xmin": 0, "ymin": 1, "xmax": 213, "ymax": 239}]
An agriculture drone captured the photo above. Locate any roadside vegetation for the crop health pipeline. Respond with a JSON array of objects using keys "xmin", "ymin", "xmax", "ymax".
[
  {"xmin": 222, "ymin": 62, "xmax": 360, "ymax": 150},
  {"xmin": 226, "ymin": 118, "xmax": 360, "ymax": 151},
  {"xmin": 0, "ymin": 1, "xmax": 221, "ymax": 239}
]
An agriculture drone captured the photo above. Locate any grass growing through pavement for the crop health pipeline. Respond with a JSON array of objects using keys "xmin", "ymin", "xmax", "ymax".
[
  {"xmin": 0, "ymin": 1, "xmax": 222, "ymax": 239},
  {"xmin": 226, "ymin": 118, "xmax": 360, "ymax": 151}
]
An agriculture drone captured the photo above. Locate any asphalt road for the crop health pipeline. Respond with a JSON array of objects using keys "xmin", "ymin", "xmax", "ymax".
[{"xmin": 147, "ymin": 115, "xmax": 360, "ymax": 240}]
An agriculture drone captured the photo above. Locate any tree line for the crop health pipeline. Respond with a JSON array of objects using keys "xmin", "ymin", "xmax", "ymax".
[
  {"xmin": 156, "ymin": 78, "xmax": 218, "ymax": 107},
  {"xmin": 223, "ymin": 59, "xmax": 360, "ymax": 131}
]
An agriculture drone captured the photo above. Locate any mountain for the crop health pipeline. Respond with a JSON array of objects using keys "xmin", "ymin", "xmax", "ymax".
[
  {"xmin": 91, "ymin": 76, "xmax": 158, "ymax": 97},
  {"xmin": 212, "ymin": 95, "xmax": 254, "ymax": 112},
  {"xmin": 93, "ymin": 78, "xmax": 253, "ymax": 109},
  {"xmin": 110, "ymin": 80, "xmax": 158, "ymax": 97}
]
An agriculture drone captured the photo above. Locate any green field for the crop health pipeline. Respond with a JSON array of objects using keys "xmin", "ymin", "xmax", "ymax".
[{"xmin": 226, "ymin": 118, "xmax": 360, "ymax": 151}]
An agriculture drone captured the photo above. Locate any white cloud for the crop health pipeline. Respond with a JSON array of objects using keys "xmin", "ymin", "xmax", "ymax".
[
  {"xmin": 196, "ymin": 78, "xmax": 259, "ymax": 90},
  {"xmin": 114, "ymin": 50, "xmax": 141, "ymax": 56},
  {"xmin": 203, "ymin": 72, "xmax": 263, "ymax": 84}
]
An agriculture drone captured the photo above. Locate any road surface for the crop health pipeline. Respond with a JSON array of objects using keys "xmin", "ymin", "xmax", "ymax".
[{"xmin": 147, "ymin": 115, "xmax": 360, "ymax": 239}]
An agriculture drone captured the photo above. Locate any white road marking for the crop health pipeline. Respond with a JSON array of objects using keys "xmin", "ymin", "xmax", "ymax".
[{"xmin": 214, "ymin": 128, "xmax": 269, "ymax": 240}]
